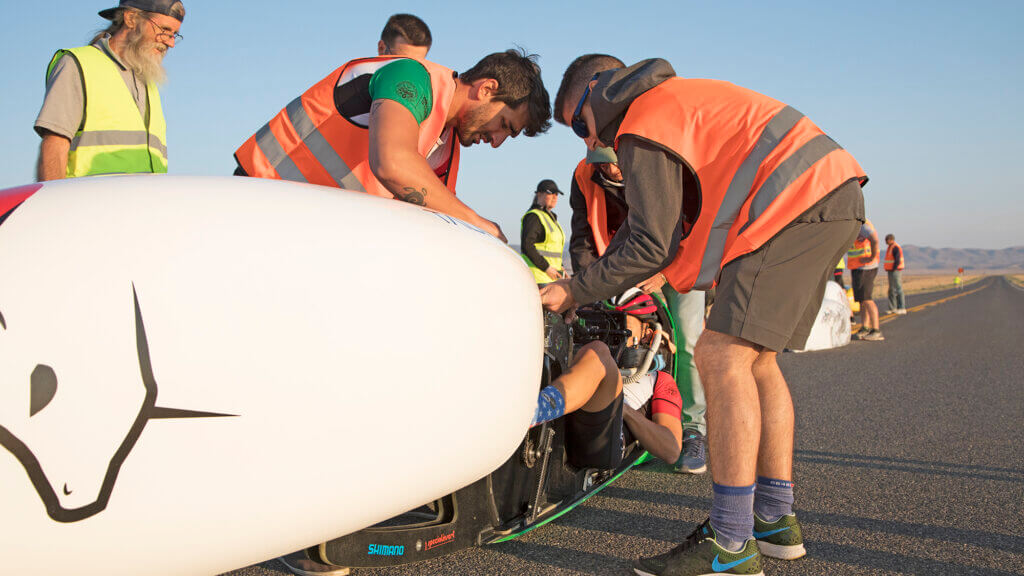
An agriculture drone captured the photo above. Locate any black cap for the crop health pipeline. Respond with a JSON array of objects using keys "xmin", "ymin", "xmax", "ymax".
[
  {"xmin": 99, "ymin": 0, "xmax": 185, "ymax": 22},
  {"xmin": 535, "ymin": 179, "xmax": 563, "ymax": 195}
]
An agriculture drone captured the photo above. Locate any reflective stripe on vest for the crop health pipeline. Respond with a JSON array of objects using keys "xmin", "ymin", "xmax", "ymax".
[
  {"xmin": 616, "ymin": 78, "xmax": 866, "ymax": 292},
  {"xmin": 521, "ymin": 208, "xmax": 565, "ymax": 284},
  {"xmin": 49, "ymin": 46, "xmax": 168, "ymax": 177},
  {"xmin": 884, "ymin": 242, "xmax": 904, "ymax": 271},
  {"xmin": 574, "ymin": 160, "xmax": 614, "ymax": 256},
  {"xmin": 235, "ymin": 56, "xmax": 459, "ymax": 198},
  {"xmin": 847, "ymin": 219, "xmax": 879, "ymax": 270}
]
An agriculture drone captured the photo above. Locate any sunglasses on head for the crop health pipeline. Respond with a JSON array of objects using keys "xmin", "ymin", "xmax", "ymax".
[{"xmin": 571, "ymin": 73, "xmax": 601, "ymax": 139}]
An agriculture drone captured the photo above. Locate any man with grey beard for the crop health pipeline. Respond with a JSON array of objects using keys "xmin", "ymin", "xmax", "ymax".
[{"xmin": 34, "ymin": 0, "xmax": 185, "ymax": 180}]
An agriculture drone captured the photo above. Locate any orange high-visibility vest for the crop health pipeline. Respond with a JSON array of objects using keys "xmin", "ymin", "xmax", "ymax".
[
  {"xmin": 573, "ymin": 160, "xmax": 621, "ymax": 257},
  {"xmin": 615, "ymin": 78, "xmax": 867, "ymax": 292},
  {"xmin": 235, "ymin": 56, "xmax": 460, "ymax": 197},
  {"xmin": 884, "ymin": 241, "xmax": 904, "ymax": 271},
  {"xmin": 847, "ymin": 219, "xmax": 879, "ymax": 270}
]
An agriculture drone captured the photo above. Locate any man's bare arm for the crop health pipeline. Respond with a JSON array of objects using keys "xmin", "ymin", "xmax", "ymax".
[
  {"xmin": 37, "ymin": 132, "xmax": 70, "ymax": 181},
  {"xmin": 368, "ymin": 99, "xmax": 506, "ymax": 242},
  {"xmin": 622, "ymin": 406, "xmax": 682, "ymax": 463}
]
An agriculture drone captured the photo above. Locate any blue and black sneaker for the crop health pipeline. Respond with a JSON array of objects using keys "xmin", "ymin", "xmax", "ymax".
[
  {"xmin": 674, "ymin": 429, "xmax": 707, "ymax": 474},
  {"xmin": 633, "ymin": 519, "xmax": 763, "ymax": 576}
]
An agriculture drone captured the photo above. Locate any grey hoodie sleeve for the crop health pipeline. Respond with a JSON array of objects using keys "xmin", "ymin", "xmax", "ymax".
[{"xmin": 569, "ymin": 136, "xmax": 685, "ymax": 305}]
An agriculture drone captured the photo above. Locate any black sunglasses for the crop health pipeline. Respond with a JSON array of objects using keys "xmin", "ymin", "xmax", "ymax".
[{"xmin": 571, "ymin": 73, "xmax": 600, "ymax": 139}]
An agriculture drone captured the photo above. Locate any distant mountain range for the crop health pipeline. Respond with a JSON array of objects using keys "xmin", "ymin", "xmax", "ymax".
[
  {"xmin": 513, "ymin": 244, "xmax": 1024, "ymax": 273},
  {"xmin": 902, "ymin": 245, "xmax": 1024, "ymax": 271}
]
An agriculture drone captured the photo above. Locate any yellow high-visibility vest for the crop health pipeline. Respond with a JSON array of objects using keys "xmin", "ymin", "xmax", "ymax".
[
  {"xmin": 521, "ymin": 208, "xmax": 565, "ymax": 284},
  {"xmin": 47, "ymin": 45, "xmax": 168, "ymax": 177}
]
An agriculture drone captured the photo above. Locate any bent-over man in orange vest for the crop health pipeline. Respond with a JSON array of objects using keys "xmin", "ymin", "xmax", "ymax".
[
  {"xmin": 544, "ymin": 55, "xmax": 867, "ymax": 575},
  {"xmin": 234, "ymin": 49, "xmax": 551, "ymax": 243}
]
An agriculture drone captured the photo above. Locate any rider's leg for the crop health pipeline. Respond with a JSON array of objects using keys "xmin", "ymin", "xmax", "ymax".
[{"xmin": 554, "ymin": 340, "xmax": 622, "ymax": 414}]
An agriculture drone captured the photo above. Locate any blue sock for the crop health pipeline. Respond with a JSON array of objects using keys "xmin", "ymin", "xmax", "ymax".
[
  {"xmin": 754, "ymin": 476, "xmax": 794, "ymax": 523},
  {"xmin": 709, "ymin": 483, "xmax": 755, "ymax": 552},
  {"xmin": 531, "ymin": 386, "xmax": 565, "ymax": 426}
]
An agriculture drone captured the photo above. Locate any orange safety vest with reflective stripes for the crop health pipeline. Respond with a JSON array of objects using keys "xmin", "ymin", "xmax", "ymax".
[
  {"xmin": 615, "ymin": 78, "xmax": 867, "ymax": 292},
  {"xmin": 884, "ymin": 241, "xmax": 904, "ymax": 271},
  {"xmin": 573, "ymin": 160, "xmax": 617, "ymax": 257},
  {"xmin": 847, "ymin": 219, "xmax": 878, "ymax": 270},
  {"xmin": 234, "ymin": 56, "xmax": 460, "ymax": 198}
]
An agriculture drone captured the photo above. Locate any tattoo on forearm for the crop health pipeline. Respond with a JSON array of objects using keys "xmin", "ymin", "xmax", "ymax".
[{"xmin": 396, "ymin": 186, "xmax": 427, "ymax": 206}]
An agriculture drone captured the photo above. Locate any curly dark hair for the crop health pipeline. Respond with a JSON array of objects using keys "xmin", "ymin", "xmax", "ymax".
[
  {"xmin": 554, "ymin": 54, "xmax": 625, "ymax": 124},
  {"xmin": 461, "ymin": 48, "xmax": 552, "ymax": 137}
]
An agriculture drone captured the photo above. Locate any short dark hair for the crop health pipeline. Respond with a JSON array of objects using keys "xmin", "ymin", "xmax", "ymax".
[
  {"xmin": 885, "ymin": 233, "xmax": 895, "ymax": 242},
  {"xmin": 554, "ymin": 54, "xmax": 625, "ymax": 124},
  {"xmin": 380, "ymin": 13, "xmax": 432, "ymax": 49},
  {"xmin": 461, "ymin": 48, "xmax": 552, "ymax": 137}
]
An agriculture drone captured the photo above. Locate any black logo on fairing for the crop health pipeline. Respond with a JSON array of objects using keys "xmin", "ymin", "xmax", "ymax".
[{"xmin": 0, "ymin": 285, "xmax": 236, "ymax": 523}]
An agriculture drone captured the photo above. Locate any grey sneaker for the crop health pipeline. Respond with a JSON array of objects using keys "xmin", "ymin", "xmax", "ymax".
[
  {"xmin": 633, "ymin": 519, "xmax": 763, "ymax": 576},
  {"xmin": 674, "ymin": 429, "xmax": 707, "ymax": 474},
  {"xmin": 896, "ymin": 308, "xmax": 908, "ymax": 315},
  {"xmin": 852, "ymin": 327, "xmax": 870, "ymax": 340},
  {"xmin": 861, "ymin": 329, "xmax": 885, "ymax": 341},
  {"xmin": 278, "ymin": 551, "xmax": 350, "ymax": 576}
]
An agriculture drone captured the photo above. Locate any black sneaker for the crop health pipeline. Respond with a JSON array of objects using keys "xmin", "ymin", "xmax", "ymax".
[{"xmin": 633, "ymin": 519, "xmax": 763, "ymax": 576}]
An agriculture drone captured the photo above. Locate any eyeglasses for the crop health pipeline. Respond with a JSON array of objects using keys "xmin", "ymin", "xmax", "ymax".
[
  {"xmin": 571, "ymin": 73, "xmax": 600, "ymax": 139},
  {"xmin": 146, "ymin": 17, "xmax": 183, "ymax": 43}
]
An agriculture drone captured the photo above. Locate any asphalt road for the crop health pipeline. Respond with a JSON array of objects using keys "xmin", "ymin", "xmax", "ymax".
[{"xmin": 227, "ymin": 276, "xmax": 1024, "ymax": 576}]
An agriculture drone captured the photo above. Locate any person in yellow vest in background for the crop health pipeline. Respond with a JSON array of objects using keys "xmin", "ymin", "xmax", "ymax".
[
  {"xmin": 35, "ymin": 0, "xmax": 184, "ymax": 180},
  {"xmin": 521, "ymin": 179, "xmax": 566, "ymax": 284},
  {"xmin": 884, "ymin": 233, "xmax": 907, "ymax": 314},
  {"xmin": 848, "ymin": 219, "xmax": 883, "ymax": 341}
]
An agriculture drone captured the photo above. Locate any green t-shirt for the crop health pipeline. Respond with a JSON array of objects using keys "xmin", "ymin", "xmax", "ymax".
[{"xmin": 368, "ymin": 59, "xmax": 433, "ymax": 125}]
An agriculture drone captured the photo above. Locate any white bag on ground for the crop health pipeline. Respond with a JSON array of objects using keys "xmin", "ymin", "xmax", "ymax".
[{"xmin": 798, "ymin": 281, "xmax": 852, "ymax": 351}]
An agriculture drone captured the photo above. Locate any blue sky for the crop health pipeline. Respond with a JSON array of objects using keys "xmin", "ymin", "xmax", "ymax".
[{"xmin": 2, "ymin": 1, "xmax": 1021, "ymax": 249}]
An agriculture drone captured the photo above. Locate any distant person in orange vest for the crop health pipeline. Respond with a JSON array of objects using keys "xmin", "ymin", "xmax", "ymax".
[
  {"xmin": 377, "ymin": 13, "xmax": 430, "ymax": 59},
  {"xmin": 848, "ymin": 219, "xmax": 883, "ymax": 341},
  {"xmin": 546, "ymin": 54, "xmax": 867, "ymax": 573},
  {"xmin": 234, "ymin": 48, "xmax": 552, "ymax": 244},
  {"xmin": 884, "ymin": 233, "xmax": 907, "ymax": 314}
]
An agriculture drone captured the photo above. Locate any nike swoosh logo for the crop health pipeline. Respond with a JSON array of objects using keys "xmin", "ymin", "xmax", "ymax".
[
  {"xmin": 753, "ymin": 526, "xmax": 790, "ymax": 539},
  {"xmin": 711, "ymin": 552, "xmax": 757, "ymax": 572}
]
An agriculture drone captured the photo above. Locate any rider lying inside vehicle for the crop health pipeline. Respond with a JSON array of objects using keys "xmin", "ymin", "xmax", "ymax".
[{"xmin": 531, "ymin": 337, "xmax": 683, "ymax": 466}]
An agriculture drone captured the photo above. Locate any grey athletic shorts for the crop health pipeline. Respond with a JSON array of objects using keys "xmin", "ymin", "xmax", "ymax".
[{"xmin": 707, "ymin": 183, "xmax": 864, "ymax": 351}]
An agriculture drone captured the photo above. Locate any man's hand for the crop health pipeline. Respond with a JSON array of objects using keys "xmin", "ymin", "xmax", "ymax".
[
  {"xmin": 540, "ymin": 279, "xmax": 575, "ymax": 313},
  {"xmin": 479, "ymin": 219, "xmax": 507, "ymax": 243},
  {"xmin": 637, "ymin": 272, "xmax": 667, "ymax": 294},
  {"xmin": 545, "ymin": 266, "xmax": 564, "ymax": 281},
  {"xmin": 859, "ymin": 256, "xmax": 873, "ymax": 265}
]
